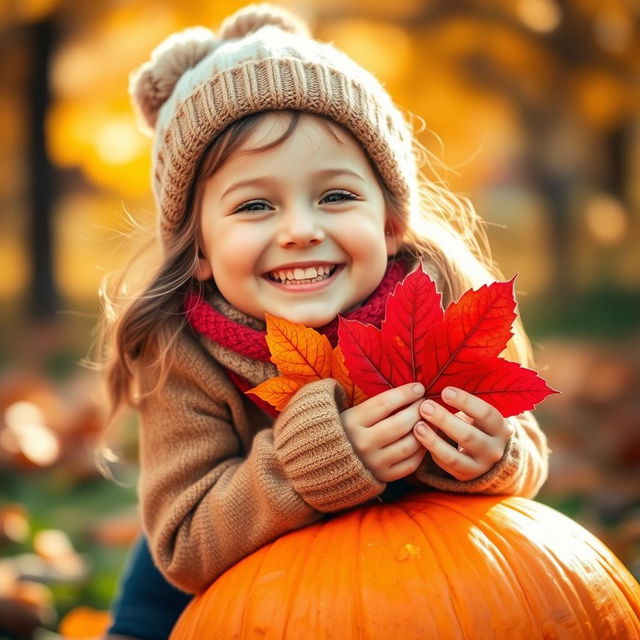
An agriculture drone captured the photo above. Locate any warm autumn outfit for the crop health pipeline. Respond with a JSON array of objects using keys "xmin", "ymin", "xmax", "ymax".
[{"xmin": 138, "ymin": 257, "xmax": 549, "ymax": 594}]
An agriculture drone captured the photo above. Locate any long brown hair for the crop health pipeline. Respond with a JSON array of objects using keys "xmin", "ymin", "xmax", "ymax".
[{"xmin": 97, "ymin": 109, "xmax": 533, "ymax": 430}]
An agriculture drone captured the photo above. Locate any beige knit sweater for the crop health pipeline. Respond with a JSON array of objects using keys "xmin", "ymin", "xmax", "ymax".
[{"xmin": 138, "ymin": 308, "xmax": 549, "ymax": 594}]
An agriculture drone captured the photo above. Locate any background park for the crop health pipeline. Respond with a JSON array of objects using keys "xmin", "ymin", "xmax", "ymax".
[{"xmin": 1, "ymin": 0, "xmax": 639, "ymax": 637}]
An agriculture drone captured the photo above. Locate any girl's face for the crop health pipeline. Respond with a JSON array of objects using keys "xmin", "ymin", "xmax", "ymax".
[{"xmin": 195, "ymin": 112, "xmax": 397, "ymax": 327}]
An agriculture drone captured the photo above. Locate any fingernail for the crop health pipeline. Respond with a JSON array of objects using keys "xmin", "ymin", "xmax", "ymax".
[
  {"xmin": 442, "ymin": 388, "xmax": 456, "ymax": 401},
  {"xmin": 413, "ymin": 383, "xmax": 425, "ymax": 395},
  {"xmin": 421, "ymin": 401, "xmax": 435, "ymax": 415},
  {"xmin": 415, "ymin": 422, "xmax": 427, "ymax": 436}
]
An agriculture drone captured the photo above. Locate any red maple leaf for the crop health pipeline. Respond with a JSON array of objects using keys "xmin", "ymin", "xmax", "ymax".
[
  {"xmin": 339, "ymin": 266, "xmax": 557, "ymax": 417},
  {"xmin": 424, "ymin": 358, "xmax": 555, "ymax": 417},
  {"xmin": 338, "ymin": 320, "xmax": 399, "ymax": 396},
  {"xmin": 337, "ymin": 263, "xmax": 445, "ymax": 395},
  {"xmin": 419, "ymin": 277, "xmax": 518, "ymax": 401},
  {"xmin": 381, "ymin": 267, "xmax": 444, "ymax": 382}
]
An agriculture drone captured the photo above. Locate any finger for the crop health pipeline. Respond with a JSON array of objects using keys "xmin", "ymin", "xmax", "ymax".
[
  {"xmin": 346, "ymin": 382, "xmax": 424, "ymax": 428},
  {"xmin": 367, "ymin": 399, "xmax": 423, "ymax": 448},
  {"xmin": 419, "ymin": 399, "xmax": 490, "ymax": 457},
  {"xmin": 414, "ymin": 422, "xmax": 481, "ymax": 481},
  {"xmin": 382, "ymin": 447, "xmax": 427, "ymax": 482},
  {"xmin": 439, "ymin": 387, "xmax": 508, "ymax": 437},
  {"xmin": 376, "ymin": 431, "xmax": 424, "ymax": 467}
]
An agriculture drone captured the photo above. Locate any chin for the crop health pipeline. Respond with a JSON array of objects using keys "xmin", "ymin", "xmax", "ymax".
[
  {"xmin": 305, "ymin": 317, "xmax": 337, "ymax": 329},
  {"xmin": 282, "ymin": 309, "xmax": 339, "ymax": 328}
]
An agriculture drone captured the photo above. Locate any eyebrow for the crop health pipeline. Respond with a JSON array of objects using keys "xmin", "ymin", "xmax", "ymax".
[{"xmin": 220, "ymin": 168, "xmax": 366, "ymax": 199}]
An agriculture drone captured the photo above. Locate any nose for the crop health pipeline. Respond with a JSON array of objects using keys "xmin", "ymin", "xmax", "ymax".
[{"xmin": 276, "ymin": 208, "xmax": 325, "ymax": 248}]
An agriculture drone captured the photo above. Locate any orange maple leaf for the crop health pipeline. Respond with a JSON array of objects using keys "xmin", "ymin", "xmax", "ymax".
[
  {"xmin": 264, "ymin": 313, "xmax": 333, "ymax": 381},
  {"xmin": 247, "ymin": 376, "xmax": 305, "ymax": 413},
  {"xmin": 248, "ymin": 314, "xmax": 365, "ymax": 411},
  {"xmin": 331, "ymin": 346, "xmax": 368, "ymax": 407}
]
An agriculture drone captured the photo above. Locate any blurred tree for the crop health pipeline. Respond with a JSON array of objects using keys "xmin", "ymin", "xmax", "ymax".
[
  {"xmin": 326, "ymin": 0, "xmax": 639, "ymax": 295},
  {"xmin": 26, "ymin": 16, "xmax": 59, "ymax": 321}
]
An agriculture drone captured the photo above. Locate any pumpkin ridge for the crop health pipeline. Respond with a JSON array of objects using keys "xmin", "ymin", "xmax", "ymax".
[
  {"xmin": 352, "ymin": 507, "xmax": 366, "ymax": 637},
  {"xmin": 471, "ymin": 499, "xmax": 609, "ymax": 636},
  {"xmin": 264, "ymin": 525, "xmax": 319, "ymax": 635},
  {"xmin": 415, "ymin": 496, "xmax": 532, "ymax": 638},
  {"xmin": 454, "ymin": 500, "xmax": 563, "ymax": 635},
  {"xmin": 188, "ymin": 588, "xmax": 212, "ymax": 636},
  {"xmin": 387, "ymin": 495, "xmax": 472, "ymax": 636},
  {"xmin": 237, "ymin": 537, "xmax": 274, "ymax": 635},
  {"xmin": 587, "ymin": 547, "xmax": 640, "ymax": 635},
  {"xmin": 362, "ymin": 500, "xmax": 444, "ymax": 637},
  {"xmin": 590, "ymin": 538, "xmax": 640, "ymax": 617}
]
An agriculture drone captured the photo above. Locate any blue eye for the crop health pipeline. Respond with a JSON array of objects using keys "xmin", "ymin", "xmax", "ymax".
[
  {"xmin": 322, "ymin": 190, "xmax": 358, "ymax": 203},
  {"xmin": 234, "ymin": 200, "xmax": 272, "ymax": 213}
]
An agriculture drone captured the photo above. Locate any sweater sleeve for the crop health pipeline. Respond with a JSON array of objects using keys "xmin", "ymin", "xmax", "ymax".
[
  {"xmin": 138, "ymin": 334, "xmax": 384, "ymax": 594},
  {"xmin": 413, "ymin": 411, "xmax": 549, "ymax": 499}
]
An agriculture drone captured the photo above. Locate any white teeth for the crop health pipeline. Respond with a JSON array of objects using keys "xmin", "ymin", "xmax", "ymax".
[{"xmin": 268, "ymin": 265, "xmax": 336, "ymax": 284}]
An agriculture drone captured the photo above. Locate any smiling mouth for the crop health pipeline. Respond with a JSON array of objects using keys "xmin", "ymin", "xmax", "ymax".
[{"xmin": 265, "ymin": 264, "xmax": 339, "ymax": 285}]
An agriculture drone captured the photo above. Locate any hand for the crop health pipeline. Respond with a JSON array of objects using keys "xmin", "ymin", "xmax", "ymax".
[
  {"xmin": 340, "ymin": 382, "xmax": 427, "ymax": 482},
  {"xmin": 414, "ymin": 387, "xmax": 514, "ymax": 482}
]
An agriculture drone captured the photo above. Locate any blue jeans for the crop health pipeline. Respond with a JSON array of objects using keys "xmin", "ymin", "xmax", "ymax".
[{"xmin": 108, "ymin": 536, "xmax": 192, "ymax": 640}]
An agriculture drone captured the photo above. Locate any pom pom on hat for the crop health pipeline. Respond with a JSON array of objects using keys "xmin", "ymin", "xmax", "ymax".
[
  {"xmin": 129, "ymin": 26, "xmax": 218, "ymax": 134},
  {"xmin": 129, "ymin": 6, "xmax": 310, "ymax": 135},
  {"xmin": 218, "ymin": 3, "xmax": 311, "ymax": 40}
]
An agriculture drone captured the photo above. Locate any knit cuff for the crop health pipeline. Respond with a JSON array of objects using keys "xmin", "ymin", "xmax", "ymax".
[
  {"xmin": 415, "ymin": 420, "xmax": 522, "ymax": 495},
  {"xmin": 274, "ymin": 378, "xmax": 385, "ymax": 512}
]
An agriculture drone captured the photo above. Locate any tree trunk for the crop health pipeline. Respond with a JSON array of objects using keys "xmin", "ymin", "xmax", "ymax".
[{"xmin": 26, "ymin": 17, "xmax": 59, "ymax": 321}]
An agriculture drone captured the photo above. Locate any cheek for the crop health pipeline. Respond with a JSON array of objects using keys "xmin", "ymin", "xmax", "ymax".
[
  {"xmin": 207, "ymin": 228, "xmax": 262, "ymax": 282},
  {"xmin": 340, "ymin": 219, "xmax": 389, "ymax": 286},
  {"xmin": 343, "ymin": 216, "xmax": 387, "ymax": 256}
]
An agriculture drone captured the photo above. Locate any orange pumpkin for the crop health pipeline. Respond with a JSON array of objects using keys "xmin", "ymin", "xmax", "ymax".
[{"xmin": 171, "ymin": 493, "xmax": 640, "ymax": 639}]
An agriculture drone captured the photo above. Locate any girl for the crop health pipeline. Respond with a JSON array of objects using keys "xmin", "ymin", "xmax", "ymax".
[{"xmin": 101, "ymin": 2, "xmax": 548, "ymax": 615}]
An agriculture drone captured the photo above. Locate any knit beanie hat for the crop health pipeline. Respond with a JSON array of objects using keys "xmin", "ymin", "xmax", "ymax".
[{"xmin": 129, "ymin": 3, "xmax": 419, "ymax": 243}]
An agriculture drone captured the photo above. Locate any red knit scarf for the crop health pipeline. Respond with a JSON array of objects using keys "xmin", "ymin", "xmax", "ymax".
[{"xmin": 184, "ymin": 259, "xmax": 406, "ymax": 415}]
